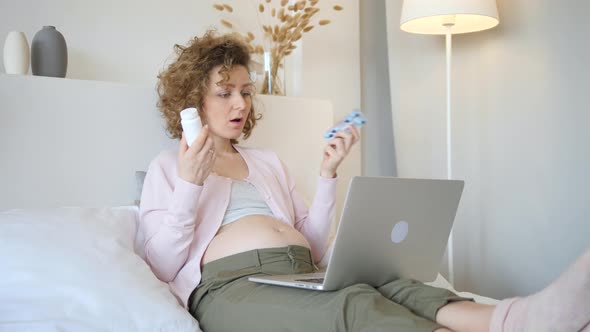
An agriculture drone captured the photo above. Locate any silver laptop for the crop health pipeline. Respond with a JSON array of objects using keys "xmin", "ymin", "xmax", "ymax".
[{"xmin": 248, "ymin": 176, "xmax": 464, "ymax": 291}]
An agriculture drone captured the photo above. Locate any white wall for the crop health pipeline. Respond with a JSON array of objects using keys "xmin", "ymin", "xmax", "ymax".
[
  {"xmin": 386, "ymin": 0, "xmax": 590, "ymax": 299},
  {"xmin": 0, "ymin": 74, "xmax": 175, "ymax": 209},
  {"xmin": 0, "ymin": 74, "xmax": 333, "ymax": 211},
  {"xmin": 0, "ymin": 0, "xmax": 207, "ymax": 84},
  {"xmin": 295, "ymin": 0, "xmax": 361, "ymax": 225},
  {"xmin": 0, "ymin": 0, "xmax": 360, "ymax": 224}
]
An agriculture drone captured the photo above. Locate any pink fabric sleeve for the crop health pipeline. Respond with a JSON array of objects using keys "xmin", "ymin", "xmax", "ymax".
[
  {"xmin": 139, "ymin": 157, "xmax": 203, "ymax": 282},
  {"xmin": 279, "ymin": 159, "xmax": 338, "ymax": 263}
]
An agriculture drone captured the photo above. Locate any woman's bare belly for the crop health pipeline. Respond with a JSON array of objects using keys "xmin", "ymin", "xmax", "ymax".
[{"xmin": 201, "ymin": 214, "xmax": 311, "ymax": 265}]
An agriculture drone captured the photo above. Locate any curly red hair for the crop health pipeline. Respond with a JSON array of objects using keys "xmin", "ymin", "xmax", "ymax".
[{"xmin": 156, "ymin": 30, "xmax": 261, "ymax": 144}]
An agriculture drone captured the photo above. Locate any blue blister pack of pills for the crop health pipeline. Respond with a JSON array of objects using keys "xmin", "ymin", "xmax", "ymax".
[{"xmin": 323, "ymin": 110, "xmax": 367, "ymax": 139}]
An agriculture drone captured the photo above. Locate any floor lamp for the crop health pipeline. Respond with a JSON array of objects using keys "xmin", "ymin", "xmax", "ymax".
[{"xmin": 399, "ymin": 0, "xmax": 499, "ymax": 286}]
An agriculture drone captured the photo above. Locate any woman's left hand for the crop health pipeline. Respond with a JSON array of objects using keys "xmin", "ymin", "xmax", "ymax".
[{"xmin": 320, "ymin": 126, "xmax": 360, "ymax": 178}]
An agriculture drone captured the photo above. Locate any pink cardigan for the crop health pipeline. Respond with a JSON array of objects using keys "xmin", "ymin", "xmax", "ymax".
[{"xmin": 139, "ymin": 145, "xmax": 337, "ymax": 307}]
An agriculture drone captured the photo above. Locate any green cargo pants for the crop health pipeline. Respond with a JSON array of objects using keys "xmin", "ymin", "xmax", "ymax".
[{"xmin": 188, "ymin": 245, "xmax": 470, "ymax": 332}]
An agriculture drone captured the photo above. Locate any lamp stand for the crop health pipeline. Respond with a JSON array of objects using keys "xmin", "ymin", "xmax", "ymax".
[
  {"xmin": 401, "ymin": 1, "xmax": 500, "ymax": 290},
  {"xmin": 444, "ymin": 22, "xmax": 455, "ymax": 287}
]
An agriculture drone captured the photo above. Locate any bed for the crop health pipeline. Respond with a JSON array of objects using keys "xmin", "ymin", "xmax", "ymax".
[{"xmin": 0, "ymin": 74, "xmax": 497, "ymax": 332}]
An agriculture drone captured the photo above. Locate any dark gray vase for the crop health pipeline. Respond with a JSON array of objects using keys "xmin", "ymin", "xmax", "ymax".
[{"xmin": 31, "ymin": 26, "xmax": 68, "ymax": 78}]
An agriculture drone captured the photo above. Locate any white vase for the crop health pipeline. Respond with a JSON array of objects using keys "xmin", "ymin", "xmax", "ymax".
[{"xmin": 3, "ymin": 31, "xmax": 30, "ymax": 75}]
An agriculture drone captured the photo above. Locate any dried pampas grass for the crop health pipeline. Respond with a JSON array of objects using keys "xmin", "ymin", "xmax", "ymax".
[
  {"xmin": 220, "ymin": 19, "xmax": 233, "ymax": 28},
  {"xmin": 213, "ymin": 1, "xmax": 343, "ymax": 94}
]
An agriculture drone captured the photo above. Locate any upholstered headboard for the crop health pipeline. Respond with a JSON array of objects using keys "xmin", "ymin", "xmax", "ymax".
[{"xmin": 0, "ymin": 74, "xmax": 333, "ymax": 209}]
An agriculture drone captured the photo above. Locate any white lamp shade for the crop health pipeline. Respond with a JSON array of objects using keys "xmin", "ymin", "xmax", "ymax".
[{"xmin": 400, "ymin": 0, "xmax": 499, "ymax": 35}]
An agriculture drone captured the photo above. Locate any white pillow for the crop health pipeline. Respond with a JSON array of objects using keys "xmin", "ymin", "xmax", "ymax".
[{"xmin": 0, "ymin": 206, "xmax": 201, "ymax": 332}]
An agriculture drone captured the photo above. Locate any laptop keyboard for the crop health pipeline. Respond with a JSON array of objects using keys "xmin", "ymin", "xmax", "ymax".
[{"xmin": 294, "ymin": 278, "xmax": 325, "ymax": 284}]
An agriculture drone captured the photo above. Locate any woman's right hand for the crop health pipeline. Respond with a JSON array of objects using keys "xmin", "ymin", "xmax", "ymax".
[{"xmin": 177, "ymin": 125, "xmax": 215, "ymax": 186}]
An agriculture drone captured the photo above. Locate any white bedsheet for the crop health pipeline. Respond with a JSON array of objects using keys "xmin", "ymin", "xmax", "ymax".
[
  {"xmin": 0, "ymin": 207, "xmax": 201, "ymax": 332},
  {"xmin": 426, "ymin": 274, "xmax": 500, "ymax": 305},
  {"xmin": 0, "ymin": 206, "xmax": 497, "ymax": 332}
]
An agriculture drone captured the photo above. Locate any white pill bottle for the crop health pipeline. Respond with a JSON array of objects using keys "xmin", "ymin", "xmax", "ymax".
[{"xmin": 180, "ymin": 107, "xmax": 202, "ymax": 147}]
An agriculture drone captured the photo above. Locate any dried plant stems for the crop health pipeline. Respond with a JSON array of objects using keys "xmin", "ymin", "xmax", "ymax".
[{"xmin": 214, "ymin": 0, "xmax": 343, "ymax": 95}]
